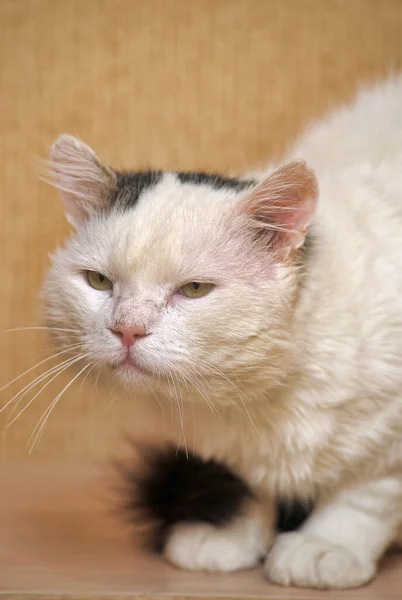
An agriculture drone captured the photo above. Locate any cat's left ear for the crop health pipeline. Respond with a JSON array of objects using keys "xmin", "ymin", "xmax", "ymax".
[
  {"xmin": 238, "ymin": 161, "xmax": 318, "ymax": 258},
  {"xmin": 49, "ymin": 135, "xmax": 117, "ymax": 228}
]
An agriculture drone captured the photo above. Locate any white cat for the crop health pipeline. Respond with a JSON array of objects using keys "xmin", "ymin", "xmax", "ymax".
[{"xmin": 44, "ymin": 75, "xmax": 402, "ymax": 589}]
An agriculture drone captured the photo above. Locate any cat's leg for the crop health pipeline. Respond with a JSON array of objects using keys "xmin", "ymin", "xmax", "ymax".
[
  {"xmin": 265, "ymin": 476, "xmax": 402, "ymax": 589},
  {"xmin": 164, "ymin": 499, "xmax": 273, "ymax": 572}
]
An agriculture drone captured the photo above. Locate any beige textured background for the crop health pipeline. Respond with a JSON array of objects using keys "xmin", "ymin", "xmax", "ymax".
[{"xmin": 1, "ymin": 0, "xmax": 402, "ymax": 460}]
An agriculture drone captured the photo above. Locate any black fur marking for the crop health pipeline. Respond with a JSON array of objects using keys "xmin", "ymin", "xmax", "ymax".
[
  {"xmin": 114, "ymin": 170, "xmax": 163, "ymax": 209},
  {"xmin": 121, "ymin": 445, "xmax": 253, "ymax": 551},
  {"xmin": 120, "ymin": 445, "xmax": 314, "ymax": 553},
  {"xmin": 276, "ymin": 499, "xmax": 313, "ymax": 533},
  {"xmin": 177, "ymin": 171, "xmax": 256, "ymax": 191},
  {"xmin": 110, "ymin": 170, "xmax": 255, "ymax": 211}
]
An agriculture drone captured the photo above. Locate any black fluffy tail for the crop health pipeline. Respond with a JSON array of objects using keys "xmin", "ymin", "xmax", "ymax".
[{"xmin": 119, "ymin": 444, "xmax": 312, "ymax": 552}]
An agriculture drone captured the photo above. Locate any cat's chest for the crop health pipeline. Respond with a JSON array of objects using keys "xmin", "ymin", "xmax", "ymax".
[
  {"xmin": 193, "ymin": 400, "xmax": 334, "ymax": 497},
  {"xmin": 236, "ymin": 408, "xmax": 336, "ymax": 498},
  {"xmin": 194, "ymin": 389, "xmax": 401, "ymax": 499}
]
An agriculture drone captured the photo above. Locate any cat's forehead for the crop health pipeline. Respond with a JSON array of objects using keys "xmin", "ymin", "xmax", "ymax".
[
  {"xmin": 113, "ymin": 171, "xmax": 254, "ymax": 214},
  {"xmin": 108, "ymin": 171, "xmax": 254, "ymax": 243},
  {"xmin": 76, "ymin": 172, "xmax": 255, "ymax": 282}
]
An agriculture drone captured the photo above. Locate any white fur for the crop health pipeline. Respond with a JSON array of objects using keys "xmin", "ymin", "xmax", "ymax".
[
  {"xmin": 45, "ymin": 75, "xmax": 402, "ymax": 588},
  {"xmin": 265, "ymin": 477, "xmax": 401, "ymax": 588},
  {"xmin": 165, "ymin": 506, "xmax": 271, "ymax": 572},
  {"xmin": 265, "ymin": 533, "xmax": 375, "ymax": 589}
]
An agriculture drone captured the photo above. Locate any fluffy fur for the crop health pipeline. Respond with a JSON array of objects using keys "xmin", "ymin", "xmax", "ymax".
[
  {"xmin": 120, "ymin": 444, "xmax": 255, "ymax": 552},
  {"xmin": 44, "ymin": 75, "xmax": 402, "ymax": 589},
  {"xmin": 119, "ymin": 444, "xmax": 311, "ymax": 566}
]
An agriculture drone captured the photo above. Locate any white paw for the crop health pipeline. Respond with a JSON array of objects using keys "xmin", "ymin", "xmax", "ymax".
[
  {"xmin": 264, "ymin": 532, "xmax": 375, "ymax": 589},
  {"xmin": 164, "ymin": 520, "xmax": 267, "ymax": 572}
]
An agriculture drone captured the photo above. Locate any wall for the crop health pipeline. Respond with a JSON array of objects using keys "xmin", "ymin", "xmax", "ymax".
[{"xmin": 1, "ymin": 0, "xmax": 402, "ymax": 459}]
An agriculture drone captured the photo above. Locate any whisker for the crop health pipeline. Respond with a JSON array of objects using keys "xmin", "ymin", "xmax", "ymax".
[
  {"xmin": 88, "ymin": 368, "xmax": 102, "ymax": 408},
  {"xmin": 33, "ymin": 341, "xmax": 87, "ymax": 361},
  {"xmin": 195, "ymin": 361, "xmax": 260, "ymax": 439},
  {"xmin": 27, "ymin": 362, "xmax": 92, "ymax": 453},
  {"xmin": 0, "ymin": 347, "xmax": 87, "ymax": 415},
  {"xmin": 106, "ymin": 393, "xmax": 118, "ymax": 411},
  {"xmin": 94, "ymin": 370, "xmax": 101, "ymax": 396},
  {"xmin": 181, "ymin": 375, "xmax": 196, "ymax": 456},
  {"xmin": 190, "ymin": 373, "xmax": 224, "ymax": 424},
  {"xmin": 176, "ymin": 363, "xmax": 219, "ymax": 416},
  {"xmin": 78, "ymin": 362, "xmax": 97, "ymax": 397},
  {"xmin": 0, "ymin": 343, "xmax": 86, "ymax": 393},
  {"xmin": 177, "ymin": 377, "xmax": 188, "ymax": 458},
  {"xmin": 168, "ymin": 373, "xmax": 188, "ymax": 458},
  {"xmin": 7, "ymin": 354, "xmax": 88, "ymax": 426},
  {"xmin": 178, "ymin": 360, "xmax": 258, "ymax": 437},
  {"xmin": 5, "ymin": 327, "xmax": 81, "ymax": 334},
  {"xmin": 193, "ymin": 360, "xmax": 245, "ymax": 401},
  {"xmin": 103, "ymin": 377, "xmax": 123, "ymax": 412},
  {"xmin": 150, "ymin": 385, "xmax": 164, "ymax": 410},
  {"xmin": 6, "ymin": 354, "xmax": 86, "ymax": 422}
]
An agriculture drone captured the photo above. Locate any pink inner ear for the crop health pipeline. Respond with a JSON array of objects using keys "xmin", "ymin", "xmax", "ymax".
[
  {"xmin": 50, "ymin": 134, "xmax": 116, "ymax": 228},
  {"xmin": 60, "ymin": 193, "xmax": 91, "ymax": 227},
  {"xmin": 241, "ymin": 161, "xmax": 318, "ymax": 254}
]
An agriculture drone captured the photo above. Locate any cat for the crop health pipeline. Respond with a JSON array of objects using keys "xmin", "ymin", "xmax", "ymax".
[
  {"xmin": 43, "ymin": 75, "xmax": 402, "ymax": 589},
  {"xmin": 119, "ymin": 442, "xmax": 313, "ymax": 561}
]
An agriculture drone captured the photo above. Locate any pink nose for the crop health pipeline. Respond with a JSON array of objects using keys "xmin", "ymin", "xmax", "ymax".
[{"xmin": 110, "ymin": 324, "xmax": 146, "ymax": 347}]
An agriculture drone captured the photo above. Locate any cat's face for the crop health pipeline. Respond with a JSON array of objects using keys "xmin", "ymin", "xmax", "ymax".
[{"xmin": 43, "ymin": 136, "xmax": 317, "ymax": 405}]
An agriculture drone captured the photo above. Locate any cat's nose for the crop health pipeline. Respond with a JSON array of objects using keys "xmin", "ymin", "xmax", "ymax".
[{"xmin": 109, "ymin": 324, "xmax": 146, "ymax": 347}]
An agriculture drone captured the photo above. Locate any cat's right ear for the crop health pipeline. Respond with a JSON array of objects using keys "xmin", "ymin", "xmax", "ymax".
[
  {"xmin": 49, "ymin": 135, "xmax": 117, "ymax": 228},
  {"xmin": 235, "ymin": 161, "xmax": 318, "ymax": 260}
]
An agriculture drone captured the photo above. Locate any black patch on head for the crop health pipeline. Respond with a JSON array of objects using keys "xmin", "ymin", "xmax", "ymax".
[
  {"xmin": 276, "ymin": 498, "xmax": 313, "ymax": 532},
  {"xmin": 119, "ymin": 445, "xmax": 315, "ymax": 553},
  {"xmin": 114, "ymin": 170, "xmax": 163, "ymax": 210},
  {"xmin": 109, "ymin": 170, "xmax": 255, "ymax": 212},
  {"xmin": 177, "ymin": 171, "xmax": 256, "ymax": 192},
  {"xmin": 120, "ymin": 444, "xmax": 253, "ymax": 552}
]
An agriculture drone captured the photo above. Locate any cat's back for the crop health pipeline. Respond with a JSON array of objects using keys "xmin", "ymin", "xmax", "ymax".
[
  {"xmin": 292, "ymin": 75, "xmax": 402, "ymax": 272},
  {"xmin": 290, "ymin": 77, "xmax": 402, "ymax": 402},
  {"xmin": 289, "ymin": 75, "xmax": 402, "ymax": 175},
  {"xmin": 286, "ymin": 75, "xmax": 402, "ymax": 261}
]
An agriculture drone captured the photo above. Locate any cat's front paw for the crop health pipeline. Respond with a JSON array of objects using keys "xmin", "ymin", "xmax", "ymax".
[
  {"xmin": 164, "ymin": 521, "xmax": 266, "ymax": 572},
  {"xmin": 264, "ymin": 532, "xmax": 375, "ymax": 589}
]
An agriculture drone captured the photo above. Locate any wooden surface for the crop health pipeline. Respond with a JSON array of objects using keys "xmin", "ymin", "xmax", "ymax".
[
  {"xmin": 2, "ymin": 0, "xmax": 402, "ymax": 459},
  {"xmin": 0, "ymin": 461, "xmax": 401, "ymax": 599}
]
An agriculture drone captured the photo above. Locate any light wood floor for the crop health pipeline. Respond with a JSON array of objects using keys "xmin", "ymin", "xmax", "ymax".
[{"xmin": 0, "ymin": 461, "xmax": 401, "ymax": 599}]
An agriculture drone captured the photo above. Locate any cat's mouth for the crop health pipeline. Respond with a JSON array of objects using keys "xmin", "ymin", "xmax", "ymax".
[{"xmin": 112, "ymin": 355, "xmax": 150, "ymax": 377}]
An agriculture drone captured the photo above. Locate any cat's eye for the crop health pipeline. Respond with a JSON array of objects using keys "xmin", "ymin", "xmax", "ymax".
[
  {"xmin": 180, "ymin": 282, "xmax": 213, "ymax": 298},
  {"xmin": 86, "ymin": 270, "xmax": 113, "ymax": 291}
]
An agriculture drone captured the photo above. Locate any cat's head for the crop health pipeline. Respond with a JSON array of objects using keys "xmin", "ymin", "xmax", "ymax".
[{"xmin": 43, "ymin": 135, "xmax": 317, "ymax": 405}]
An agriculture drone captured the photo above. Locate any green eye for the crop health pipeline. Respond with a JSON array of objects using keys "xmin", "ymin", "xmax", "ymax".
[
  {"xmin": 86, "ymin": 271, "xmax": 113, "ymax": 291},
  {"xmin": 180, "ymin": 282, "xmax": 213, "ymax": 298}
]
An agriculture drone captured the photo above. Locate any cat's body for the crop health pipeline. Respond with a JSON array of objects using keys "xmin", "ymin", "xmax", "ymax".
[
  {"xmin": 44, "ymin": 76, "xmax": 402, "ymax": 588},
  {"xmin": 197, "ymin": 78, "xmax": 402, "ymax": 495}
]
